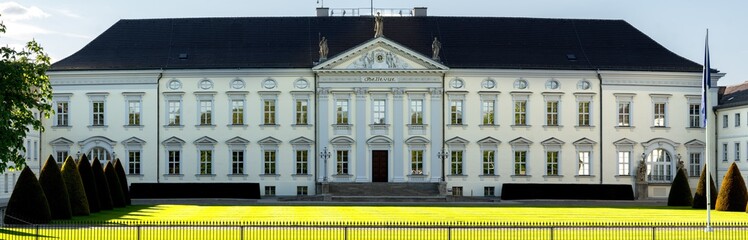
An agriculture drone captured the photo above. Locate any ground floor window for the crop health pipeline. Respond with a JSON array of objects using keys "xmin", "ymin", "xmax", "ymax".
[
  {"xmin": 452, "ymin": 186, "xmax": 463, "ymax": 196},
  {"xmin": 232, "ymin": 150, "xmax": 245, "ymax": 174},
  {"xmin": 128, "ymin": 150, "xmax": 141, "ymax": 175},
  {"xmin": 89, "ymin": 147, "xmax": 111, "ymax": 162},
  {"xmin": 336, "ymin": 150, "xmax": 349, "ymax": 175},
  {"xmin": 200, "ymin": 150, "xmax": 212, "ymax": 175},
  {"xmin": 482, "ymin": 150, "xmax": 495, "ymax": 175},
  {"xmin": 514, "ymin": 151, "xmax": 527, "ymax": 175},
  {"xmin": 411, "ymin": 150, "xmax": 423, "ymax": 175},
  {"xmin": 578, "ymin": 151, "xmax": 591, "ymax": 175},
  {"xmin": 617, "ymin": 151, "xmax": 630, "ymax": 175},
  {"xmin": 689, "ymin": 153, "xmax": 701, "ymax": 177},
  {"xmin": 484, "ymin": 186, "xmax": 495, "ymax": 197},
  {"xmin": 546, "ymin": 151, "xmax": 558, "ymax": 175},
  {"xmin": 647, "ymin": 148, "xmax": 672, "ymax": 182},
  {"xmin": 264, "ymin": 186, "xmax": 276, "ymax": 196},
  {"xmin": 264, "ymin": 151, "xmax": 276, "ymax": 175},
  {"xmin": 297, "ymin": 186, "xmax": 308, "ymax": 196},
  {"xmin": 168, "ymin": 150, "xmax": 180, "ymax": 174},
  {"xmin": 451, "ymin": 151, "xmax": 463, "ymax": 175},
  {"xmin": 56, "ymin": 151, "xmax": 68, "ymax": 163},
  {"xmin": 296, "ymin": 150, "xmax": 308, "ymax": 174}
]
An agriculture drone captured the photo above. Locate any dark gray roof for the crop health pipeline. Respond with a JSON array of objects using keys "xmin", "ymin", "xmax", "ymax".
[
  {"xmin": 50, "ymin": 16, "xmax": 703, "ymax": 72},
  {"xmin": 717, "ymin": 81, "xmax": 748, "ymax": 109}
]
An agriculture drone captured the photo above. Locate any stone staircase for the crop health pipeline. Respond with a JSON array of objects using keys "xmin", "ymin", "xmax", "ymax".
[{"xmin": 325, "ymin": 182, "xmax": 446, "ymax": 202}]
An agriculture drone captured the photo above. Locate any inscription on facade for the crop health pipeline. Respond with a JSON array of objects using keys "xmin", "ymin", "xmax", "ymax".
[{"xmin": 362, "ymin": 77, "xmax": 397, "ymax": 82}]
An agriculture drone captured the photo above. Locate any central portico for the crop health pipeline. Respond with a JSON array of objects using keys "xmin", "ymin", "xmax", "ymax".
[{"xmin": 314, "ymin": 37, "xmax": 448, "ymax": 183}]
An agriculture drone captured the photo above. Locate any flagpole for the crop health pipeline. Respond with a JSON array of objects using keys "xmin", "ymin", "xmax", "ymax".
[{"xmin": 703, "ymin": 29, "xmax": 712, "ymax": 233}]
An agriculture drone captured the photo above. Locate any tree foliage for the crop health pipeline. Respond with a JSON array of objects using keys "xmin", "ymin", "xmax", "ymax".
[
  {"xmin": 61, "ymin": 156, "xmax": 90, "ymax": 216},
  {"xmin": 667, "ymin": 168, "xmax": 693, "ymax": 206},
  {"xmin": 105, "ymin": 161, "xmax": 126, "ymax": 208},
  {"xmin": 693, "ymin": 167, "xmax": 717, "ymax": 209},
  {"xmin": 92, "ymin": 158, "xmax": 113, "ymax": 210},
  {"xmin": 0, "ymin": 16, "xmax": 53, "ymax": 173},
  {"xmin": 77, "ymin": 154, "xmax": 100, "ymax": 213},
  {"xmin": 38, "ymin": 155, "xmax": 72, "ymax": 219},
  {"xmin": 4, "ymin": 166, "xmax": 51, "ymax": 224},
  {"xmin": 114, "ymin": 158, "xmax": 131, "ymax": 205},
  {"xmin": 716, "ymin": 163, "xmax": 748, "ymax": 211}
]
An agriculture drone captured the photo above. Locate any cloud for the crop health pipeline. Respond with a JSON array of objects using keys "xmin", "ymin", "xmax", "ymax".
[
  {"xmin": 0, "ymin": 2, "xmax": 50, "ymax": 21},
  {"xmin": 55, "ymin": 9, "xmax": 81, "ymax": 19}
]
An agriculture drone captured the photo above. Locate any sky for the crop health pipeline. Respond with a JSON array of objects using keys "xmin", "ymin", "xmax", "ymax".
[{"xmin": 1, "ymin": 0, "xmax": 746, "ymax": 86}]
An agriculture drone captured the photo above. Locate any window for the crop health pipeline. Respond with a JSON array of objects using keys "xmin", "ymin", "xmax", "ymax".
[
  {"xmin": 296, "ymin": 100, "xmax": 308, "ymax": 125},
  {"xmin": 128, "ymin": 151, "xmax": 141, "ymax": 175},
  {"xmin": 514, "ymin": 151, "xmax": 527, "ymax": 175},
  {"xmin": 373, "ymin": 99, "xmax": 386, "ymax": 124},
  {"xmin": 199, "ymin": 100, "xmax": 213, "ymax": 125},
  {"xmin": 411, "ymin": 150, "xmax": 423, "ymax": 175},
  {"xmin": 618, "ymin": 102, "xmax": 631, "ymax": 127},
  {"xmin": 482, "ymin": 100, "xmax": 495, "ymax": 125},
  {"xmin": 722, "ymin": 143, "xmax": 728, "ymax": 162},
  {"xmin": 264, "ymin": 151, "xmax": 276, "ymax": 174},
  {"xmin": 56, "ymin": 102, "xmax": 69, "ymax": 126},
  {"xmin": 514, "ymin": 100, "xmax": 527, "ymax": 125},
  {"xmin": 514, "ymin": 79, "xmax": 528, "ymax": 89},
  {"xmin": 263, "ymin": 100, "xmax": 276, "ymax": 125},
  {"xmin": 297, "ymin": 186, "xmax": 308, "ymax": 196},
  {"xmin": 578, "ymin": 101, "xmax": 590, "ymax": 126},
  {"xmin": 647, "ymin": 149, "xmax": 672, "ymax": 182},
  {"xmin": 451, "ymin": 151, "xmax": 463, "ymax": 175},
  {"xmin": 689, "ymin": 104, "xmax": 700, "ymax": 128},
  {"xmin": 88, "ymin": 147, "xmax": 111, "ymax": 162},
  {"xmin": 128, "ymin": 100, "xmax": 141, "ymax": 125},
  {"xmin": 546, "ymin": 151, "xmax": 559, "ymax": 175},
  {"xmin": 689, "ymin": 153, "xmax": 701, "ymax": 177},
  {"xmin": 736, "ymin": 143, "xmax": 741, "ymax": 161},
  {"xmin": 578, "ymin": 151, "xmax": 590, "ymax": 175},
  {"xmin": 264, "ymin": 186, "xmax": 276, "ymax": 196},
  {"xmin": 618, "ymin": 151, "xmax": 630, "ymax": 175},
  {"xmin": 232, "ymin": 150, "xmax": 245, "ymax": 174},
  {"xmin": 736, "ymin": 114, "xmax": 742, "ymax": 127},
  {"xmin": 336, "ymin": 100, "xmax": 349, "ymax": 124},
  {"xmin": 199, "ymin": 150, "xmax": 212, "ymax": 174},
  {"xmin": 336, "ymin": 150, "xmax": 349, "ymax": 175},
  {"xmin": 484, "ymin": 186, "xmax": 495, "ymax": 197},
  {"xmin": 482, "ymin": 150, "xmax": 495, "ymax": 175},
  {"xmin": 546, "ymin": 101, "xmax": 558, "ymax": 126},
  {"xmin": 231, "ymin": 100, "xmax": 244, "ymax": 125},
  {"xmin": 653, "ymin": 103, "xmax": 666, "ymax": 127},
  {"xmin": 452, "ymin": 186, "xmax": 463, "ymax": 196},
  {"xmin": 168, "ymin": 150, "xmax": 180, "ymax": 174},
  {"xmin": 56, "ymin": 151, "xmax": 68, "ymax": 163},
  {"xmin": 92, "ymin": 101, "xmax": 105, "ymax": 126},
  {"xmin": 296, "ymin": 150, "xmax": 308, "ymax": 174},
  {"xmin": 168, "ymin": 100, "xmax": 181, "ymax": 125},
  {"xmin": 723, "ymin": 115, "xmax": 728, "ymax": 128},
  {"xmin": 450, "ymin": 100, "xmax": 463, "ymax": 125},
  {"xmin": 410, "ymin": 100, "xmax": 423, "ymax": 124}
]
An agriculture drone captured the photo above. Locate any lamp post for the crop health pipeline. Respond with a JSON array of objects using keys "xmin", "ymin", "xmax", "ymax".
[
  {"xmin": 437, "ymin": 149, "xmax": 449, "ymax": 182},
  {"xmin": 319, "ymin": 146, "xmax": 331, "ymax": 182},
  {"xmin": 76, "ymin": 151, "xmax": 82, "ymax": 159}
]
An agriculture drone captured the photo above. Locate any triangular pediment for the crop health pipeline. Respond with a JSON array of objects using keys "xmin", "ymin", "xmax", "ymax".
[
  {"xmin": 162, "ymin": 137, "xmax": 185, "ymax": 146},
  {"xmin": 50, "ymin": 137, "xmax": 74, "ymax": 146},
  {"xmin": 684, "ymin": 139, "xmax": 705, "ymax": 148},
  {"xmin": 613, "ymin": 138, "xmax": 637, "ymax": 146},
  {"xmin": 122, "ymin": 137, "xmax": 146, "ymax": 145},
  {"xmin": 573, "ymin": 138, "xmax": 598, "ymax": 146},
  {"xmin": 445, "ymin": 137, "xmax": 469, "ymax": 145},
  {"xmin": 225, "ymin": 136, "xmax": 250, "ymax": 145},
  {"xmin": 508, "ymin": 137, "xmax": 533, "ymax": 146},
  {"xmin": 194, "ymin": 136, "xmax": 218, "ymax": 145},
  {"xmin": 541, "ymin": 137, "xmax": 565, "ymax": 146},
  {"xmin": 290, "ymin": 137, "xmax": 314, "ymax": 145},
  {"xmin": 314, "ymin": 37, "xmax": 448, "ymax": 71},
  {"xmin": 258, "ymin": 137, "xmax": 282, "ymax": 145},
  {"xmin": 477, "ymin": 137, "xmax": 501, "ymax": 146}
]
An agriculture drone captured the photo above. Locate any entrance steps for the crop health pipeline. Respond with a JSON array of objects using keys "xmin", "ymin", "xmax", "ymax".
[{"xmin": 327, "ymin": 182, "xmax": 441, "ymax": 196}]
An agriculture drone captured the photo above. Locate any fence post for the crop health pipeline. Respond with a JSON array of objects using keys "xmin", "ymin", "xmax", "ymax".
[
  {"xmin": 549, "ymin": 226, "xmax": 554, "ymax": 240},
  {"xmin": 447, "ymin": 226, "xmax": 451, "ymax": 240},
  {"xmin": 240, "ymin": 226, "xmax": 244, "ymax": 240},
  {"xmin": 35, "ymin": 225, "xmax": 39, "ymax": 240},
  {"xmin": 344, "ymin": 226, "xmax": 348, "ymax": 240},
  {"xmin": 137, "ymin": 225, "xmax": 141, "ymax": 240},
  {"xmin": 651, "ymin": 226, "xmax": 656, "ymax": 240}
]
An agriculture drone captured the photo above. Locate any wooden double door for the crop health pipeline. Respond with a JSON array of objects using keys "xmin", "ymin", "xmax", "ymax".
[{"xmin": 371, "ymin": 150, "xmax": 388, "ymax": 182}]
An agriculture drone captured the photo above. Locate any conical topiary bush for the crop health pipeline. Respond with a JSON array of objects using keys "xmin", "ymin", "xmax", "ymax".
[
  {"xmin": 668, "ymin": 167, "xmax": 693, "ymax": 206},
  {"xmin": 4, "ymin": 167, "xmax": 51, "ymax": 224},
  {"xmin": 77, "ymin": 154, "xmax": 100, "ymax": 213},
  {"xmin": 92, "ymin": 158, "xmax": 113, "ymax": 210},
  {"xmin": 716, "ymin": 162, "xmax": 748, "ymax": 211},
  {"xmin": 105, "ymin": 161, "xmax": 126, "ymax": 208},
  {"xmin": 38, "ymin": 155, "xmax": 72, "ymax": 220},
  {"xmin": 114, "ymin": 158, "xmax": 131, "ymax": 205},
  {"xmin": 693, "ymin": 167, "xmax": 718, "ymax": 209},
  {"xmin": 61, "ymin": 156, "xmax": 90, "ymax": 216}
]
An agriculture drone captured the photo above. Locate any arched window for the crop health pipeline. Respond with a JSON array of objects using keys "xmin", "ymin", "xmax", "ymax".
[
  {"xmin": 89, "ymin": 147, "xmax": 111, "ymax": 162},
  {"xmin": 646, "ymin": 148, "xmax": 672, "ymax": 182}
]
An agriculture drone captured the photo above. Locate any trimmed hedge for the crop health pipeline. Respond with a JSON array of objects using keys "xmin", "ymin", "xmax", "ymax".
[
  {"xmin": 38, "ymin": 155, "xmax": 72, "ymax": 220},
  {"xmin": 501, "ymin": 184, "xmax": 634, "ymax": 200},
  {"xmin": 130, "ymin": 183, "xmax": 261, "ymax": 199},
  {"xmin": 76, "ymin": 154, "xmax": 100, "ymax": 213},
  {"xmin": 92, "ymin": 158, "xmax": 113, "ymax": 210},
  {"xmin": 4, "ymin": 167, "xmax": 52, "ymax": 224},
  {"xmin": 716, "ymin": 162, "xmax": 748, "ymax": 211},
  {"xmin": 668, "ymin": 168, "xmax": 693, "ymax": 206},
  {"xmin": 693, "ymin": 167, "xmax": 718, "ymax": 209},
  {"xmin": 114, "ymin": 158, "xmax": 131, "ymax": 205},
  {"xmin": 61, "ymin": 156, "xmax": 90, "ymax": 216},
  {"xmin": 105, "ymin": 161, "xmax": 126, "ymax": 208}
]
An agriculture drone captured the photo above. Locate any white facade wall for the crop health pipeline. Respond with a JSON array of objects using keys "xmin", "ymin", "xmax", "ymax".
[{"xmin": 716, "ymin": 105, "xmax": 748, "ymax": 185}]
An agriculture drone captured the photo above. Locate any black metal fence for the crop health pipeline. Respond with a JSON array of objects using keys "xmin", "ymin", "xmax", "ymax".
[{"xmin": 2, "ymin": 221, "xmax": 747, "ymax": 240}]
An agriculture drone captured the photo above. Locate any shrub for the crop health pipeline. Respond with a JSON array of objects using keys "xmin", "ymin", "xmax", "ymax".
[
  {"xmin": 92, "ymin": 158, "xmax": 113, "ymax": 210},
  {"xmin": 4, "ymin": 167, "xmax": 52, "ymax": 224},
  {"xmin": 716, "ymin": 162, "xmax": 748, "ymax": 211},
  {"xmin": 693, "ymin": 167, "xmax": 718, "ymax": 209},
  {"xmin": 61, "ymin": 156, "xmax": 90, "ymax": 216},
  {"xmin": 77, "ymin": 154, "xmax": 100, "ymax": 213},
  {"xmin": 38, "ymin": 155, "xmax": 72, "ymax": 220},
  {"xmin": 105, "ymin": 161, "xmax": 126, "ymax": 208},
  {"xmin": 667, "ymin": 168, "xmax": 693, "ymax": 206},
  {"xmin": 114, "ymin": 158, "xmax": 131, "ymax": 205}
]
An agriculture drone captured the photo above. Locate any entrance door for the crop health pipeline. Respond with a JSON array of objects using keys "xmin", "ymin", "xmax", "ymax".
[{"xmin": 372, "ymin": 150, "xmax": 388, "ymax": 182}]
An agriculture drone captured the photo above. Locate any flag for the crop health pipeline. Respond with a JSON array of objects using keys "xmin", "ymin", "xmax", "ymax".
[{"xmin": 700, "ymin": 31, "xmax": 710, "ymax": 128}]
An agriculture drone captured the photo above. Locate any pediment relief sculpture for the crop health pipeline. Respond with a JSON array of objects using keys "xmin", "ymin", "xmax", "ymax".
[{"xmin": 347, "ymin": 49, "xmax": 410, "ymax": 69}]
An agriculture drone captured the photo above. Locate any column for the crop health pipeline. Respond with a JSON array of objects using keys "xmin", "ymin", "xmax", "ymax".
[
  {"xmin": 355, "ymin": 87, "xmax": 368, "ymax": 182},
  {"xmin": 392, "ymin": 87, "xmax": 405, "ymax": 182},
  {"xmin": 317, "ymin": 87, "xmax": 330, "ymax": 182},
  {"xmin": 429, "ymin": 87, "xmax": 444, "ymax": 182}
]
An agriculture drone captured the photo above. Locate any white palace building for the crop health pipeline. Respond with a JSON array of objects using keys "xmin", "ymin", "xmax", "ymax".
[{"xmin": 32, "ymin": 8, "xmax": 745, "ymax": 199}]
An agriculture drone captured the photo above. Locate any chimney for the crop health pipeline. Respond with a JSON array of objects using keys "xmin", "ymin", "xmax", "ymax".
[
  {"xmin": 413, "ymin": 7, "xmax": 427, "ymax": 16},
  {"xmin": 316, "ymin": 7, "xmax": 329, "ymax": 17}
]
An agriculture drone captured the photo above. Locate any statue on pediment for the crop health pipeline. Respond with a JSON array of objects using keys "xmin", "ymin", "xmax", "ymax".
[
  {"xmin": 319, "ymin": 37, "xmax": 329, "ymax": 61},
  {"xmin": 374, "ymin": 13, "xmax": 384, "ymax": 38},
  {"xmin": 432, "ymin": 37, "xmax": 442, "ymax": 61}
]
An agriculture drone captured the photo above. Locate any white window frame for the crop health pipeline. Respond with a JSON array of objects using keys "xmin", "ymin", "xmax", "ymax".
[
  {"xmin": 371, "ymin": 98, "xmax": 387, "ymax": 125},
  {"xmin": 541, "ymin": 138, "xmax": 563, "ymax": 176},
  {"xmin": 195, "ymin": 92, "xmax": 215, "ymax": 126},
  {"xmin": 259, "ymin": 92, "xmax": 279, "ymax": 126},
  {"xmin": 290, "ymin": 137, "xmax": 313, "ymax": 175},
  {"xmin": 163, "ymin": 93, "xmax": 184, "ymax": 127},
  {"xmin": 292, "ymin": 92, "xmax": 313, "ymax": 126},
  {"xmin": 614, "ymin": 94, "xmax": 635, "ymax": 127},
  {"xmin": 575, "ymin": 93, "xmax": 595, "ymax": 127},
  {"xmin": 512, "ymin": 92, "xmax": 531, "ymax": 126},
  {"xmin": 543, "ymin": 93, "xmax": 562, "ymax": 127},
  {"xmin": 334, "ymin": 95, "xmax": 351, "ymax": 125},
  {"xmin": 573, "ymin": 139, "xmax": 596, "ymax": 176},
  {"xmin": 123, "ymin": 92, "xmax": 144, "ymax": 127},
  {"xmin": 509, "ymin": 138, "xmax": 532, "ymax": 176},
  {"xmin": 480, "ymin": 93, "xmax": 499, "ymax": 126},
  {"xmin": 53, "ymin": 93, "xmax": 72, "ymax": 127},
  {"xmin": 651, "ymin": 94, "xmax": 670, "ymax": 127},
  {"xmin": 446, "ymin": 138, "xmax": 468, "ymax": 176},
  {"xmin": 408, "ymin": 95, "xmax": 425, "ymax": 125},
  {"xmin": 723, "ymin": 143, "xmax": 728, "ymax": 162},
  {"xmin": 736, "ymin": 142, "xmax": 741, "ymax": 161},
  {"xmin": 447, "ymin": 93, "xmax": 466, "ymax": 125},
  {"xmin": 226, "ymin": 137, "xmax": 249, "ymax": 175},
  {"xmin": 336, "ymin": 150, "xmax": 350, "ymax": 175},
  {"xmin": 87, "ymin": 93, "xmax": 109, "ymax": 127},
  {"xmin": 723, "ymin": 115, "xmax": 729, "ymax": 128},
  {"xmin": 227, "ymin": 92, "xmax": 248, "ymax": 126},
  {"xmin": 684, "ymin": 140, "xmax": 704, "ymax": 177},
  {"xmin": 123, "ymin": 137, "xmax": 145, "ymax": 175},
  {"xmin": 168, "ymin": 150, "xmax": 181, "ymax": 175},
  {"xmin": 736, "ymin": 113, "xmax": 742, "ymax": 127},
  {"xmin": 685, "ymin": 95, "xmax": 701, "ymax": 128}
]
